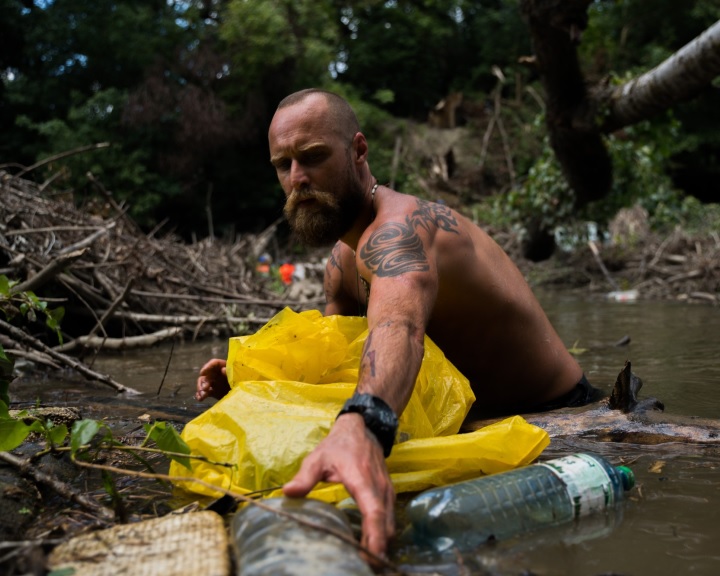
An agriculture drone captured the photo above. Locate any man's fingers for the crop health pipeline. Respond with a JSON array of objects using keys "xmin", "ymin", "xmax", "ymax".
[
  {"xmin": 346, "ymin": 468, "xmax": 394, "ymax": 563},
  {"xmin": 360, "ymin": 507, "xmax": 389, "ymax": 562},
  {"xmin": 196, "ymin": 359, "xmax": 230, "ymax": 401},
  {"xmin": 384, "ymin": 481, "xmax": 396, "ymax": 538},
  {"xmin": 283, "ymin": 455, "xmax": 323, "ymax": 498}
]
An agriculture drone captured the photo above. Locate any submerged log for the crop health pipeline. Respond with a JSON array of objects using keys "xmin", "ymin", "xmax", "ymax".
[{"xmin": 465, "ymin": 361, "xmax": 720, "ymax": 445}]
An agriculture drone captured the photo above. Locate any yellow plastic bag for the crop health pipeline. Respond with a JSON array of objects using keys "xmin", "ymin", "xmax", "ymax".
[{"xmin": 171, "ymin": 308, "xmax": 549, "ymax": 501}]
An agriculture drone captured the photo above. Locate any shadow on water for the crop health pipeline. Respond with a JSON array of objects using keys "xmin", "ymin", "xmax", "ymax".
[{"xmin": 7, "ymin": 295, "xmax": 720, "ymax": 575}]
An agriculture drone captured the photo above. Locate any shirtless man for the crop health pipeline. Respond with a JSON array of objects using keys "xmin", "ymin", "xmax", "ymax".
[{"xmin": 196, "ymin": 88, "xmax": 600, "ymax": 560}]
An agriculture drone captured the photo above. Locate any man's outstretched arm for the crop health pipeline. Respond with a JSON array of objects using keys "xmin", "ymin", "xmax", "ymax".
[{"xmin": 285, "ymin": 218, "xmax": 439, "ymax": 560}]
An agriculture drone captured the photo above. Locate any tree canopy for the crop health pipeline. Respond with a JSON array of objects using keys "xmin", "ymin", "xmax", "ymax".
[{"xmin": 1, "ymin": 0, "xmax": 718, "ymax": 245}]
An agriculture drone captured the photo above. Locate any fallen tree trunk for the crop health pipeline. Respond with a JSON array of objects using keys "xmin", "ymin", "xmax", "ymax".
[
  {"xmin": 0, "ymin": 318, "xmax": 140, "ymax": 395},
  {"xmin": 465, "ymin": 361, "xmax": 720, "ymax": 444},
  {"xmin": 597, "ymin": 19, "xmax": 720, "ymax": 133},
  {"xmin": 519, "ymin": 2, "xmax": 720, "ymax": 260},
  {"xmin": 55, "ymin": 327, "xmax": 184, "ymax": 352}
]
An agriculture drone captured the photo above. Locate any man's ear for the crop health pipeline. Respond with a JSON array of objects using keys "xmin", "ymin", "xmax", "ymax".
[{"xmin": 352, "ymin": 132, "xmax": 369, "ymax": 164}]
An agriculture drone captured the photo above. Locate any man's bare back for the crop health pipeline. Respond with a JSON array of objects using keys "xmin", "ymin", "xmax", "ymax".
[{"xmin": 325, "ymin": 188, "xmax": 583, "ymax": 414}]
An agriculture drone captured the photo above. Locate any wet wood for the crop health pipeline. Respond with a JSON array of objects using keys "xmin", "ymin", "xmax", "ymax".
[
  {"xmin": 465, "ymin": 361, "xmax": 720, "ymax": 445},
  {"xmin": 11, "ymin": 249, "xmax": 87, "ymax": 295},
  {"xmin": 0, "ymin": 318, "xmax": 140, "ymax": 394},
  {"xmin": 0, "ymin": 451, "xmax": 115, "ymax": 522},
  {"xmin": 0, "ymin": 173, "xmax": 324, "ymax": 389},
  {"xmin": 55, "ymin": 327, "xmax": 183, "ymax": 352},
  {"xmin": 1, "ymin": 173, "xmax": 320, "ymax": 338}
]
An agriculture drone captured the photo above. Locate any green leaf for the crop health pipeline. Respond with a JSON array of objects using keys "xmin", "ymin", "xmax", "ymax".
[
  {"xmin": 48, "ymin": 423, "xmax": 69, "ymax": 446},
  {"xmin": 145, "ymin": 421, "xmax": 192, "ymax": 469},
  {"xmin": 46, "ymin": 306, "xmax": 65, "ymax": 329},
  {"xmin": 71, "ymin": 419, "xmax": 102, "ymax": 454},
  {"xmin": 0, "ymin": 419, "xmax": 42, "ymax": 451},
  {"xmin": 0, "ymin": 275, "xmax": 10, "ymax": 296}
]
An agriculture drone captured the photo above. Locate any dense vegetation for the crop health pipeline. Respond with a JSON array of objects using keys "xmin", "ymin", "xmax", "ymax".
[{"xmin": 1, "ymin": 0, "xmax": 719, "ymax": 246}]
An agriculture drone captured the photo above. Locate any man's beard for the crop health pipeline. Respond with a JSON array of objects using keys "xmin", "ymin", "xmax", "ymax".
[{"xmin": 284, "ymin": 174, "xmax": 364, "ymax": 247}]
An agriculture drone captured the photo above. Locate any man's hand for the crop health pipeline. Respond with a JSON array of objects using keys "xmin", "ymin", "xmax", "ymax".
[
  {"xmin": 283, "ymin": 413, "xmax": 396, "ymax": 563},
  {"xmin": 195, "ymin": 358, "xmax": 230, "ymax": 401}
]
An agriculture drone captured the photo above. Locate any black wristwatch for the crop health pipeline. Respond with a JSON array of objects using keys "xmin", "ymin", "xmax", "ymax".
[{"xmin": 337, "ymin": 393, "xmax": 399, "ymax": 457}]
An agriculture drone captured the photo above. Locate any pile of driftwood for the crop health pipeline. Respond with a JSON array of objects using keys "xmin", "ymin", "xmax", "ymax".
[
  {"xmin": 508, "ymin": 204, "xmax": 720, "ymax": 304},
  {"xmin": 0, "ymin": 172, "xmax": 324, "ymax": 389},
  {"xmin": 2, "ymin": 170, "xmax": 718, "ymax": 389},
  {"xmin": 574, "ymin": 231, "xmax": 720, "ymax": 303}
]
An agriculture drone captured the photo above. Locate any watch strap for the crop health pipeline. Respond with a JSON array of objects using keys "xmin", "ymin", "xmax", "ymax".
[{"xmin": 337, "ymin": 393, "xmax": 398, "ymax": 457}]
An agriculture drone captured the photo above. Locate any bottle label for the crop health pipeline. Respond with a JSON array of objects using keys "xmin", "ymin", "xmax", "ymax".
[{"xmin": 538, "ymin": 454, "xmax": 614, "ymax": 519}]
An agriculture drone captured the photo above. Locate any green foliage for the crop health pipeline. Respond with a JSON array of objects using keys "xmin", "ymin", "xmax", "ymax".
[
  {"xmin": 1, "ymin": 0, "xmax": 719, "ymax": 238},
  {"xmin": 70, "ymin": 419, "xmax": 105, "ymax": 455},
  {"xmin": 0, "ymin": 345, "xmax": 12, "ymax": 408},
  {"xmin": 0, "ymin": 275, "xmax": 65, "ymax": 343},
  {"xmin": 16, "ymin": 88, "xmax": 181, "ymax": 228},
  {"xmin": 220, "ymin": 0, "xmax": 338, "ymax": 93},
  {"xmin": 580, "ymin": 0, "xmax": 720, "ymax": 72},
  {"xmin": 0, "ymin": 406, "xmax": 192, "ymax": 478},
  {"xmin": 339, "ymin": 0, "xmax": 459, "ymax": 117},
  {"xmin": 143, "ymin": 421, "xmax": 192, "ymax": 469},
  {"xmin": 480, "ymin": 113, "xmax": 691, "ymax": 247},
  {"xmin": 0, "ymin": 413, "xmax": 44, "ymax": 451},
  {"xmin": 0, "ymin": 275, "xmax": 65, "ymax": 424},
  {"xmin": 599, "ymin": 118, "xmax": 683, "ymax": 226}
]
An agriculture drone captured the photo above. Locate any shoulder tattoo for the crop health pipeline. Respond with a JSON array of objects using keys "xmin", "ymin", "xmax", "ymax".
[
  {"xmin": 359, "ymin": 219, "xmax": 429, "ymax": 277},
  {"xmin": 411, "ymin": 199, "xmax": 459, "ymax": 233},
  {"xmin": 328, "ymin": 243, "xmax": 343, "ymax": 273},
  {"xmin": 324, "ymin": 243, "xmax": 344, "ymax": 302}
]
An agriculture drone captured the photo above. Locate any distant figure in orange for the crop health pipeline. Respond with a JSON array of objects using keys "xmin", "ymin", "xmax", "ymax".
[{"xmin": 278, "ymin": 262, "xmax": 295, "ymax": 285}]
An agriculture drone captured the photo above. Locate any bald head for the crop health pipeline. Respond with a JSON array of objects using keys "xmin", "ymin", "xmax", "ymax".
[{"xmin": 276, "ymin": 89, "xmax": 361, "ymax": 143}]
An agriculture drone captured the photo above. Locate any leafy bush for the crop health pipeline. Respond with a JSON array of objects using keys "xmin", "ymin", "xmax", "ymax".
[
  {"xmin": 476, "ymin": 113, "xmax": 698, "ymax": 248},
  {"xmin": 0, "ymin": 275, "xmax": 64, "ymax": 434}
]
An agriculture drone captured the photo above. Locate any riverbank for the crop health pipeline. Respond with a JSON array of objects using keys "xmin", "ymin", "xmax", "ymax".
[{"xmin": 2, "ymin": 170, "xmax": 718, "ymax": 392}]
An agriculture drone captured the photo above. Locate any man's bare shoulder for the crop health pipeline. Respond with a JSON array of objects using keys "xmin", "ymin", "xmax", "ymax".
[
  {"xmin": 326, "ymin": 241, "xmax": 354, "ymax": 272},
  {"xmin": 369, "ymin": 191, "xmax": 489, "ymax": 255}
]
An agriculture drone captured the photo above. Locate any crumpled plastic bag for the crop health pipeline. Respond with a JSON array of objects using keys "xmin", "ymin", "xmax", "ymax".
[{"xmin": 171, "ymin": 308, "xmax": 549, "ymax": 501}]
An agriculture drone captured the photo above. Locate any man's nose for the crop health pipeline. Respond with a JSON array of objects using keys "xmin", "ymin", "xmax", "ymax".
[{"xmin": 289, "ymin": 160, "xmax": 310, "ymax": 189}]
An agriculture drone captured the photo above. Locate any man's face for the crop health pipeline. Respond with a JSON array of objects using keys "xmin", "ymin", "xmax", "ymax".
[{"xmin": 269, "ymin": 96, "xmax": 364, "ymax": 246}]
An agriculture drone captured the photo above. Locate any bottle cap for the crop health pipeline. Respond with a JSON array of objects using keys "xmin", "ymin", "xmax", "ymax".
[{"xmin": 616, "ymin": 465, "xmax": 635, "ymax": 490}]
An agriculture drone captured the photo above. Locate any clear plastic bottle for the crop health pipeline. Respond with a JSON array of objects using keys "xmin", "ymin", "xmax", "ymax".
[
  {"xmin": 405, "ymin": 453, "xmax": 635, "ymax": 552},
  {"xmin": 231, "ymin": 497, "xmax": 374, "ymax": 576}
]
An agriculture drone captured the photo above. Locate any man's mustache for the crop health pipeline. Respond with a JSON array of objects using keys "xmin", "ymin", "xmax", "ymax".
[{"xmin": 286, "ymin": 189, "xmax": 336, "ymax": 211}]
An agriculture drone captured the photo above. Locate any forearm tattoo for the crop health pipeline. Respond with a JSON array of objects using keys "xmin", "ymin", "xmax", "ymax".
[
  {"xmin": 360, "ymin": 328, "xmax": 377, "ymax": 378},
  {"xmin": 359, "ymin": 199, "xmax": 459, "ymax": 278}
]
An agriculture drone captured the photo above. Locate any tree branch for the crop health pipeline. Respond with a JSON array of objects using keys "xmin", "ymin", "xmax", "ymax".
[
  {"xmin": 0, "ymin": 318, "xmax": 140, "ymax": 394},
  {"xmin": 598, "ymin": 19, "xmax": 720, "ymax": 133}
]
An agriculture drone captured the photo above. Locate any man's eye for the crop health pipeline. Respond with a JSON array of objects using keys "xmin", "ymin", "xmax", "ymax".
[
  {"xmin": 302, "ymin": 151, "xmax": 325, "ymax": 165},
  {"xmin": 274, "ymin": 160, "xmax": 291, "ymax": 171}
]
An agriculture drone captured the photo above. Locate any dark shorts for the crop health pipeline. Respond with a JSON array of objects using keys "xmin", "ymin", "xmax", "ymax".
[
  {"xmin": 465, "ymin": 375, "xmax": 605, "ymax": 421},
  {"xmin": 528, "ymin": 374, "xmax": 605, "ymax": 413}
]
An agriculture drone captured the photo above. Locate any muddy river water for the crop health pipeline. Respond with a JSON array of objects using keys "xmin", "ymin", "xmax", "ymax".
[{"xmin": 9, "ymin": 293, "xmax": 720, "ymax": 575}]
